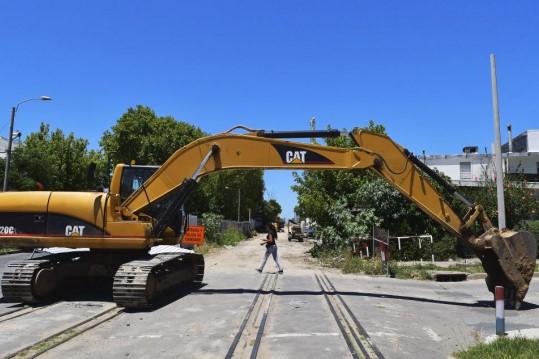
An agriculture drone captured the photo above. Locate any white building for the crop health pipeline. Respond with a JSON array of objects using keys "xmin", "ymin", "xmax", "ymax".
[
  {"xmin": 423, "ymin": 129, "xmax": 539, "ymax": 190},
  {"xmin": 0, "ymin": 136, "xmax": 9, "ymax": 159},
  {"xmin": 0, "ymin": 136, "xmax": 22, "ymax": 159}
]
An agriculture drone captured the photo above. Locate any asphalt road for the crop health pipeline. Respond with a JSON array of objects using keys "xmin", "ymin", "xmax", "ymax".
[{"xmin": 1, "ymin": 236, "xmax": 538, "ymax": 359}]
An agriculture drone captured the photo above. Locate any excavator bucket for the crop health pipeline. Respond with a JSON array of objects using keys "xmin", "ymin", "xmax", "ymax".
[{"xmin": 476, "ymin": 229, "xmax": 537, "ymax": 309}]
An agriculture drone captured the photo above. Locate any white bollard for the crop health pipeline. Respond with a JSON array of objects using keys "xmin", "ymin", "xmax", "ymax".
[{"xmin": 495, "ymin": 286, "xmax": 505, "ymax": 336}]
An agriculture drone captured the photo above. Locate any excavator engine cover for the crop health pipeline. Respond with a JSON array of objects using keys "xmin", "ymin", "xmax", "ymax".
[{"xmin": 476, "ymin": 229, "xmax": 537, "ymax": 308}]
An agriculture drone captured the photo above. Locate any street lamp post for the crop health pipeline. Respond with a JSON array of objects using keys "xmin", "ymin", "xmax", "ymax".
[
  {"xmin": 226, "ymin": 186, "xmax": 241, "ymax": 222},
  {"xmin": 3, "ymin": 96, "xmax": 52, "ymax": 192}
]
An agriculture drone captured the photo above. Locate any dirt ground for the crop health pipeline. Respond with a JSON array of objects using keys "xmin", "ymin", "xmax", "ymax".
[{"xmin": 202, "ymin": 230, "xmax": 331, "ymax": 276}]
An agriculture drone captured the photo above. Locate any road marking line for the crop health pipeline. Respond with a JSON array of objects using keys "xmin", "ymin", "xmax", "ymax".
[{"xmin": 423, "ymin": 327, "xmax": 442, "ymax": 342}]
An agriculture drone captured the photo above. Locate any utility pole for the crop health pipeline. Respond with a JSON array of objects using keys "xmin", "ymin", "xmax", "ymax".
[{"xmin": 490, "ymin": 54, "xmax": 506, "ymax": 229}]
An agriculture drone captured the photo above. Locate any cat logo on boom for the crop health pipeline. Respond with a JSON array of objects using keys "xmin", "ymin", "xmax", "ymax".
[
  {"xmin": 286, "ymin": 150, "xmax": 307, "ymax": 164},
  {"xmin": 272, "ymin": 144, "xmax": 334, "ymax": 165}
]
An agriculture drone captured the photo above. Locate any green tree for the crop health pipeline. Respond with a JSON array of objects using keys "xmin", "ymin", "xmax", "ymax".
[
  {"xmin": 8, "ymin": 123, "xmax": 99, "ymax": 191},
  {"xmin": 292, "ymin": 121, "xmax": 387, "ymax": 228},
  {"xmin": 262, "ymin": 198, "xmax": 282, "ymax": 224},
  {"xmin": 313, "ymin": 197, "xmax": 381, "ymax": 255},
  {"xmin": 199, "ymin": 170, "xmax": 265, "ymax": 220},
  {"xmin": 293, "ymin": 121, "xmax": 462, "ymax": 255},
  {"xmin": 100, "ymin": 105, "xmax": 210, "ymax": 214},
  {"xmin": 99, "ymin": 105, "xmax": 207, "ymax": 165},
  {"xmin": 99, "ymin": 105, "xmax": 265, "ymax": 217}
]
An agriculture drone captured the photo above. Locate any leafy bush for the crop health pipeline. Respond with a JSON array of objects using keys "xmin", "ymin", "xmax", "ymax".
[
  {"xmin": 432, "ymin": 236, "xmax": 460, "ymax": 260},
  {"xmin": 200, "ymin": 213, "xmax": 248, "ymax": 247},
  {"xmin": 201, "ymin": 213, "xmax": 223, "ymax": 244},
  {"xmin": 309, "ymin": 197, "xmax": 381, "ymax": 257},
  {"xmin": 220, "ymin": 229, "xmax": 245, "ymax": 246},
  {"xmin": 388, "ymin": 235, "xmax": 459, "ymax": 261},
  {"xmin": 460, "ymin": 169, "xmax": 538, "ymax": 230},
  {"xmin": 390, "ymin": 262, "xmax": 437, "ymax": 280},
  {"xmin": 313, "ymin": 247, "xmax": 490, "ymax": 280},
  {"xmin": 388, "ymin": 238, "xmax": 421, "ymax": 261},
  {"xmin": 339, "ymin": 254, "xmax": 388, "ymax": 275}
]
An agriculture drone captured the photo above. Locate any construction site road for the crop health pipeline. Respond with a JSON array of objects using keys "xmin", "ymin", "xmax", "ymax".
[{"xmin": 1, "ymin": 231, "xmax": 539, "ymax": 359}]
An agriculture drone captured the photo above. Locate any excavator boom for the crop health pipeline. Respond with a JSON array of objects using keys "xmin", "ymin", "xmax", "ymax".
[{"xmin": 123, "ymin": 128, "xmax": 465, "ymax": 237}]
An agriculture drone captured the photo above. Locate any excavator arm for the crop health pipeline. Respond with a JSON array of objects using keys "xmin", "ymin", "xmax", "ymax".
[
  {"xmin": 123, "ymin": 127, "xmax": 464, "ymax": 233},
  {"xmin": 120, "ymin": 126, "xmax": 536, "ymax": 307}
]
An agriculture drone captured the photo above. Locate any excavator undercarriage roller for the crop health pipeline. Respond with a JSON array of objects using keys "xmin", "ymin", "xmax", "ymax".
[
  {"xmin": 474, "ymin": 229, "xmax": 537, "ymax": 309},
  {"xmin": 113, "ymin": 253, "xmax": 205, "ymax": 308}
]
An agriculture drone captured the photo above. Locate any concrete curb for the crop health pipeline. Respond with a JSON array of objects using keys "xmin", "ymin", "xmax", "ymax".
[
  {"xmin": 466, "ymin": 273, "xmax": 487, "ymax": 280},
  {"xmin": 466, "ymin": 272, "xmax": 539, "ymax": 281},
  {"xmin": 485, "ymin": 328, "xmax": 539, "ymax": 343}
]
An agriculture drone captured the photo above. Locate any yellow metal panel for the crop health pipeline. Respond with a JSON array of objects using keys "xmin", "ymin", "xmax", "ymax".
[
  {"xmin": 0, "ymin": 191, "xmax": 50, "ymax": 212},
  {"xmin": 48, "ymin": 192, "xmax": 107, "ymax": 229}
]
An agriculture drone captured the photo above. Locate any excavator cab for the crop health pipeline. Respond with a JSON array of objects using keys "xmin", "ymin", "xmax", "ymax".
[
  {"xmin": 112, "ymin": 164, "xmax": 190, "ymax": 241},
  {"xmin": 114, "ymin": 164, "xmax": 160, "ymax": 201}
]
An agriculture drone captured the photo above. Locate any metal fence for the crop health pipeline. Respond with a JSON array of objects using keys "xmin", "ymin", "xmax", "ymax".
[
  {"xmin": 193, "ymin": 215, "xmax": 256, "ymax": 237},
  {"xmin": 220, "ymin": 220, "xmax": 256, "ymax": 236}
]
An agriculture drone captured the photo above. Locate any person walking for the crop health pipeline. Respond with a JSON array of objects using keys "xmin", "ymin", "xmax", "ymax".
[{"xmin": 256, "ymin": 222, "xmax": 284, "ymax": 274}]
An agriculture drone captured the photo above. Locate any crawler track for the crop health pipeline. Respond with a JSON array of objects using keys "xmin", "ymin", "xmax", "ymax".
[
  {"xmin": 1, "ymin": 252, "xmax": 204, "ymax": 309},
  {"xmin": 1, "ymin": 259, "xmax": 52, "ymax": 303},
  {"xmin": 113, "ymin": 253, "xmax": 204, "ymax": 308}
]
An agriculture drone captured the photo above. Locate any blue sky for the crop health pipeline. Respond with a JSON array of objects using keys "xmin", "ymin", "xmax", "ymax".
[{"xmin": 1, "ymin": 1, "xmax": 538, "ymax": 220}]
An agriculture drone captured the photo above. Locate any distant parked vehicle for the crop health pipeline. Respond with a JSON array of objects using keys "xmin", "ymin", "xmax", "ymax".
[{"xmin": 287, "ymin": 220, "xmax": 306, "ymax": 242}]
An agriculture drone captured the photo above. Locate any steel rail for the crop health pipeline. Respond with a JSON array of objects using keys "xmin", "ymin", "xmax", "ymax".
[
  {"xmin": 3, "ymin": 306, "xmax": 123, "ymax": 359},
  {"xmin": 224, "ymin": 272, "xmax": 279, "ymax": 359}
]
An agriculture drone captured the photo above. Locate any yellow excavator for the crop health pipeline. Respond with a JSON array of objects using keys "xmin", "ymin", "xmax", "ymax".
[{"xmin": 0, "ymin": 126, "xmax": 536, "ymax": 308}]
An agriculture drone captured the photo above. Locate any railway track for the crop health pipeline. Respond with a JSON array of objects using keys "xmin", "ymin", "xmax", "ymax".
[
  {"xmin": 0, "ymin": 301, "xmax": 122, "ymax": 359},
  {"xmin": 224, "ymin": 271, "xmax": 383, "ymax": 359},
  {"xmin": 315, "ymin": 273, "xmax": 384, "ymax": 359},
  {"xmin": 225, "ymin": 272, "xmax": 279, "ymax": 359},
  {"xmin": 1, "ymin": 271, "xmax": 384, "ymax": 358},
  {"xmin": 0, "ymin": 305, "xmax": 44, "ymax": 323}
]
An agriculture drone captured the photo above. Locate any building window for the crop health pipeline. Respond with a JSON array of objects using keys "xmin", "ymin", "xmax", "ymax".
[
  {"xmin": 536, "ymin": 162, "xmax": 539, "ymax": 174},
  {"xmin": 460, "ymin": 162, "xmax": 472, "ymax": 179}
]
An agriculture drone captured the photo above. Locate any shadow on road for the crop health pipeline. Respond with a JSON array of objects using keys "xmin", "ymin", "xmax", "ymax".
[{"xmin": 194, "ymin": 287, "xmax": 539, "ymax": 311}]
